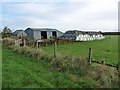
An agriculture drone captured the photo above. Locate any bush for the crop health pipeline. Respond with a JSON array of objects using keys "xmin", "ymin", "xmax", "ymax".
[
  {"xmin": 9, "ymin": 45, "xmax": 44, "ymax": 61},
  {"xmin": 2, "ymin": 37, "xmax": 15, "ymax": 46}
]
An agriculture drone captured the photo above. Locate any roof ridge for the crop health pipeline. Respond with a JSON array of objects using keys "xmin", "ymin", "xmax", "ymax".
[{"xmin": 28, "ymin": 27, "xmax": 57, "ymax": 30}]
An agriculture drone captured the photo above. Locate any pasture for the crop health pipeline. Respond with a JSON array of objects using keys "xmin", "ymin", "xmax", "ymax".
[
  {"xmin": 2, "ymin": 48, "xmax": 118, "ymax": 88},
  {"xmin": 41, "ymin": 35, "xmax": 118, "ymax": 65},
  {"xmin": 2, "ymin": 48, "xmax": 98, "ymax": 88},
  {"xmin": 1, "ymin": 35, "xmax": 119, "ymax": 88}
]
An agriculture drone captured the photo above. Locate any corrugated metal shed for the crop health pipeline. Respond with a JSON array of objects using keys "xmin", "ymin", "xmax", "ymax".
[
  {"xmin": 13, "ymin": 30, "xmax": 27, "ymax": 37},
  {"xmin": 25, "ymin": 28, "xmax": 63, "ymax": 39}
]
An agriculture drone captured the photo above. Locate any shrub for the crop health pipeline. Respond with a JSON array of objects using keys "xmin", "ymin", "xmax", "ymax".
[
  {"xmin": 2, "ymin": 37, "xmax": 15, "ymax": 46},
  {"xmin": 9, "ymin": 45, "xmax": 44, "ymax": 61}
]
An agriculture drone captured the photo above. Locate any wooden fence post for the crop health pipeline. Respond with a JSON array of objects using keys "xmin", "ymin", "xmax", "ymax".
[
  {"xmin": 23, "ymin": 39, "xmax": 26, "ymax": 47},
  {"xmin": 88, "ymin": 47, "xmax": 92, "ymax": 65},
  {"xmin": 101, "ymin": 61, "xmax": 105, "ymax": 65},
  {"xmin": 116, "ymin": 64, "xmax": 119, "ymax": 71},
  {"xmin": 54, "ymin": 41, "xmax": 56, "ymax": 58},
  {"xmin": 36, "ymin": 41, "xmax": 38, "ymax": 49},
  {"xmin": 15, "ymin": 40, "xmax": 17, "ymax": 45},
  {"xmin": 46, "ymin": 42, "xmax": 47, "ymax": 46}
]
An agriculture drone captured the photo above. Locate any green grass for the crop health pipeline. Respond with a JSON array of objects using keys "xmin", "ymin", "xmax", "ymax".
[
  {"xmin": 2, "ymin": 46, "xmax": 118, "ymax": 88},
  {"xmin": 2, "ymin": 48, "xmax": 99, "ymax": 88},
  {"xmin": 2, "ymin": 48, "xmax": 55, "ymax": 88},
  {"xmin": 0, "ymin": 42, "xmax": 2, "ymax": 89},
  {"xmin": 2, "ymin": 35, "xmax": 119, "ymax": 88},
  {"xmin": 41, "ymin": 35, "xmax": 118, "ymax": 65}
]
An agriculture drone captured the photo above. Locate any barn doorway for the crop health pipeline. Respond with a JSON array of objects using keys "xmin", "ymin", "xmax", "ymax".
[
  {"xmin": 41, "ymin": 31, "xmax": 47, "ymax": 39},
  {"xmin": 52, "ymin": 31, "xmax": 57, "ymax": 37}
]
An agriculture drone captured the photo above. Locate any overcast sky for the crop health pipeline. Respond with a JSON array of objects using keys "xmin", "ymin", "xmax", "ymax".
[{"xmin": 0, "ymin": 0, "xmax": 119, "ymax": 32}]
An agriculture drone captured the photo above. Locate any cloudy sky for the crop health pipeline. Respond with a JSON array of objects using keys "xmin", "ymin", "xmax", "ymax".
[{"xmin": 0, "ymin": 0, "xmax": 119, "ymax": 32}]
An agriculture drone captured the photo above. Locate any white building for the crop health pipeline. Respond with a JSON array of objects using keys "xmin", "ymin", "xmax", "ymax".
[{"xmin": 60, "ymin": 30, "xmax": 105, "ymax": 41}]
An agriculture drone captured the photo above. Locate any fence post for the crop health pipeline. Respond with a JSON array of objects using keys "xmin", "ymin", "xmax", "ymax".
[
  {"xmin": 116, "ymin": 64, "xmax": 119, "ymax": 71},
  {"xmin": 46, "ymin": 41, "xmax": 48, "ymax": 46},
  {"xmin": 15, "ymin": 40, "xmax": 17, "ymax": 45},
  {"xmin": 101, "ymin": 61, "xmax": 105, "ymax": 65},
  {"xmin": 54, "ymin": 41, "xmax": 56, "ymax": 58},
  {"xmin": 88, "ymin": 47, "xmax": 92, "ymax": 65},
  {"xmin": 23, "ymin": 39, "xmax": 26, "ymax": 47},
  {"xmin": 36, "ymin": 41, "xmax": 38, "ymax": 49}
]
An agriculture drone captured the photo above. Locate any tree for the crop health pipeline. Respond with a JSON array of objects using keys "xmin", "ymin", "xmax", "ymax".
[
  {"xmin": 2, "ymin": 26, "xmax": 12, "ymax": 34},
  {"xmin": 2, "ymin": 26, "xmax": 12, "ymax": 38}
]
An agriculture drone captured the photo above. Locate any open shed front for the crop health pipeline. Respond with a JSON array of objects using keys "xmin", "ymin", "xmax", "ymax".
[{"xmin": 41, "ymin": 31, "xmax": 47, "ymax": 39}]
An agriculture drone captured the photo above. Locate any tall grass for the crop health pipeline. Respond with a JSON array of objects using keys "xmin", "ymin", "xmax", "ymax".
[
  {"xmin": 9, "ymin": 45, "xmax": 88, "ymax": 74},
  {"xmin": 7, "ymin": 45, "xmax": 118, "ymax": 88},
  {"xmin": 2, "ymin": 46, "xmax": 118, "ymax": 88},
  {"xmin": 42, "ymin": 35, "xmax": 118, "ymax": 65},
  {"xmin": 2, "ymin": 37, "xmax": 15, "ymax": 46},
  {"xmin": 2, "ymin": 36, "xmax": 119, "ymax": 88}
]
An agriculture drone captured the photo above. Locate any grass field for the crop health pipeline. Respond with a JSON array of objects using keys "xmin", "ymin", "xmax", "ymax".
[
  {"xmin": 0, "ymin": 42, "xmax": 2, "ymax": 89},
  {"xmin": 2, "ymin": 48, "xmax": 118, "ymax": 88},
  {"xmin": 2, "ymin": 48, "xmax": 99, "ymax": 88},
  {"xmin": 41, "ymin": 35, "xmax": 118, "ymax": 65}
]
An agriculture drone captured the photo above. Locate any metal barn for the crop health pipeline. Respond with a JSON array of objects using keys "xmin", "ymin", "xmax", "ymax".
[{"xmin": 25, "ymin": 28, "xmax": 63, "ymax": 39}]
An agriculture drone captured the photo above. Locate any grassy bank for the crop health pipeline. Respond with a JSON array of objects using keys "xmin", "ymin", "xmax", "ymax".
[
  {"xmin": 2, "ymin": 46, "xmax": 118, "ymax": 88},
  {"xmin": 2, "ymin": 48, "xmax": 95, "ymax": 88},
  {"xmin": 41, "ymin": 35, "xmax": 118, "ymax": 65}
]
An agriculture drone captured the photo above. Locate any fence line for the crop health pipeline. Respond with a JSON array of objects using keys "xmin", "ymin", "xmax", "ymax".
[
  {"xmin": 87, "ymin": 47, "xmax": 118, "ymax": 71},
  {"xmin": 4, "ymin": 38, "xmax": 118, "ymax": 71},
  {"xmin": 92, "ymin": 60, "xmax": 116, "ymax": 68}
]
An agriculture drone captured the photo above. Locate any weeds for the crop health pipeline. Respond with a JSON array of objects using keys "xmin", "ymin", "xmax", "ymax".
[{"xmin": 6, "ymin": 44, "xmax": 119, "ymax": 88}]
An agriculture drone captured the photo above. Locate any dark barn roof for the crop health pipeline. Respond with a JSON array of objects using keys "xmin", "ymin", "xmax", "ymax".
[
  {"xmin": 13, "ymin": 30, "xmax": 23, "ymax": 35},
  {"xmin": 65, "ymin": 30, "xmax": 102, "ymax": 35},
  {"xmin": 60, "ymin": 30, "xmax": 102, "ymax": 40},
  {"xmin": 13, "ymin": 30, "xmax": 27, "ymax": 36}
]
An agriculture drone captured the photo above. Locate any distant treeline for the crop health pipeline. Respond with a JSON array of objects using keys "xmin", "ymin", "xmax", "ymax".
[{"xmin": 101, "ymin": 32, "xmax": 120, "ymax": 35}]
